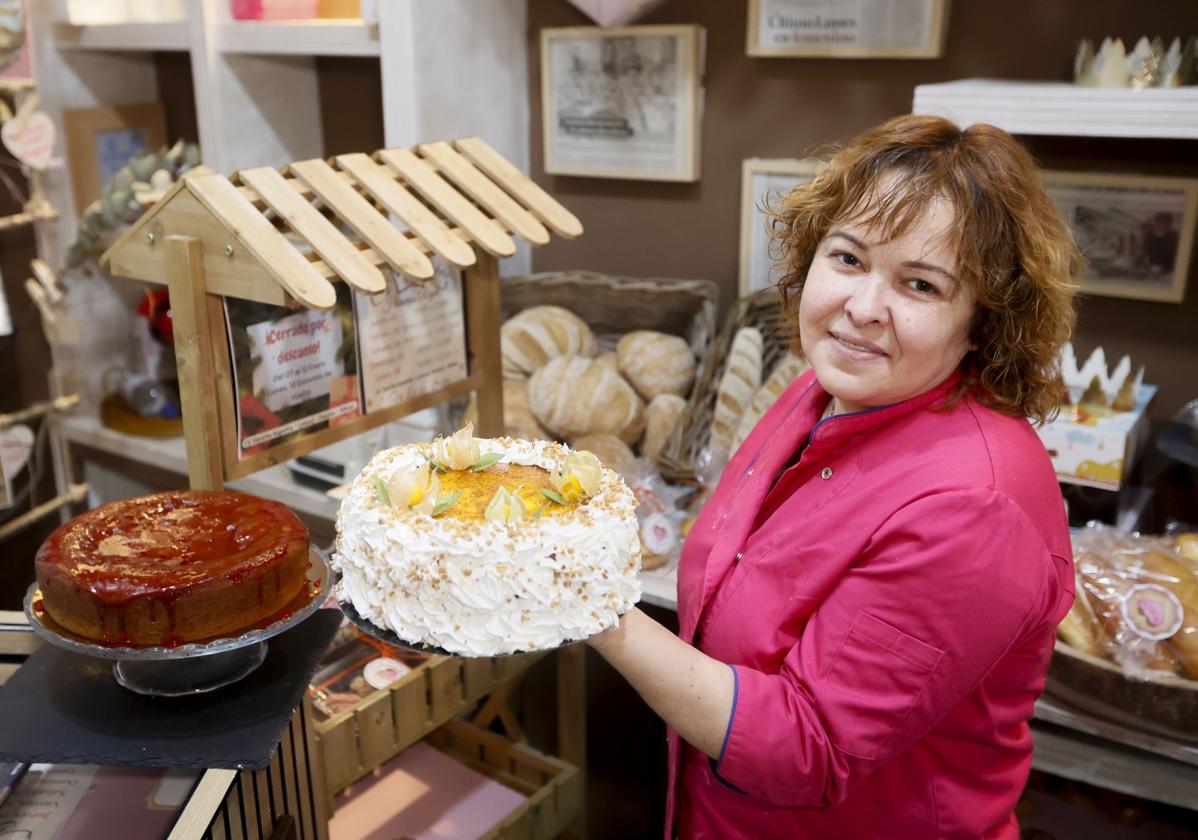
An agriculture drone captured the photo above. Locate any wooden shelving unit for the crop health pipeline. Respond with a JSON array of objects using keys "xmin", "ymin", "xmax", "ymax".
[
  {"xmin": 216, "ymin": 19, "xmax": 379, "ymax": 56},
  {"xmin": 913, "ymin": 78, "xmax": 1198, "ymax": 139},
  {"xmin": 52, "ymin": 21, "xmax": 191, "ymax": 51}
]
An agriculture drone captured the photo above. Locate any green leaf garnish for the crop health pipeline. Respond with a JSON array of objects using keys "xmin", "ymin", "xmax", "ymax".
[
  {"xmin": 420, "ymin": 452, "xmax": 448, "ymax": 472},
  {"xmin": 431, "ymin": 492, "xmax": 462, "ymax": 517},
  {"xmin": 375, "ymin": 477, "xmax": 391, "ymax": 507},
  {"xmin": 471, "ymin": 451, "xmax": 504, "ymax": 472},
  {"xmin": 539, "ymin": 487, "xmax": 567, "ymax": 505}
]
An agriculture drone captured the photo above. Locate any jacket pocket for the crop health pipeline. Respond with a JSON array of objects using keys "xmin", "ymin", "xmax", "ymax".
[{"xmin": 823, "ymin": 611, "xmax": 943, "ymax": 761}]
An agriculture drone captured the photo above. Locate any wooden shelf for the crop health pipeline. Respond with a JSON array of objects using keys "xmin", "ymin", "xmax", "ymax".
[
  {"xmin": 53, "ymin": 22, "xmax": 190, "ymax": 52},
  {"xmin": 913, "ymin": 79, "xmax": 1198, "ymax": 140},
  {"xmin": 216, "ymin": 20, "xmax": 380, "ymax": 57}
]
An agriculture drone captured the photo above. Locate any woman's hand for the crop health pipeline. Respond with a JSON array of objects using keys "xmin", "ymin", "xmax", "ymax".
[{"xmin": 587, "ymin": 608, "xmax": 735, "ymax": 759}]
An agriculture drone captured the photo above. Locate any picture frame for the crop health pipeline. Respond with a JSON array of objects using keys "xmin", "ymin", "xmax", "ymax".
[
  {"xmin": 747, "ymin": 0, "xmax": 950, "ymax": 59},
  {"xmin": 541, "ymin": 24, "xmax": 704, "ymax": 182},
  {"xmin": 62, "ymin": 103, "xmax": 167, "ymax": 215},
  {"xmin": 1042, "ymin": 170, "xmax": 1198, "ymax": 304},
  {"xmin": 739, "ymin": 158, "xmax": 824, "ymax": 296}
]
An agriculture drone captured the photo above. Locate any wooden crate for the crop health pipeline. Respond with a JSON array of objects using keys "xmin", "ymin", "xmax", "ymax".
[
  {"xmin": 314, "ymin": 651, "xmax": 544, "ymax": 801},
  {"xmin": 427, "ymin": 720, "xmax": 582, "ymax": 840}
]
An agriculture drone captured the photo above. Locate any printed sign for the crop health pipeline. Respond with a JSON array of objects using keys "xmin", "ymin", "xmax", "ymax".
[
  {"xmin": 225, "ymin": 283, "xmax": 361, "ymax": 457},
  {"xmin": 355, "ymin": 258, "xmax": 468, "ymax": 413}
]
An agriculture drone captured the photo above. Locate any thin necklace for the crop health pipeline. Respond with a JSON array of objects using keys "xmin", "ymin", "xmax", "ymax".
[{"xmin": 821, "ymin": 397, "xmax": 838, "ymax": 421}]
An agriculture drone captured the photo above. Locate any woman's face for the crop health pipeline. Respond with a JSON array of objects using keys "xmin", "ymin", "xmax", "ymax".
[{"xmin": 798, "ymin": 197, "xmax": 976, "ymax": 413}]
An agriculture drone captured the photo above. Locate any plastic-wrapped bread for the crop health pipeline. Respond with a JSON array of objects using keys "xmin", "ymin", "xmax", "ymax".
[
  {"xmin": 501, "ymin": 305, "xmax": 597, "ymax": 378},
  {"xmin": 528, "ymin": 355, "xmax": 646, "ymax": 444},
  {"xmin": 595, "ymin": 352, "xmax": 619, "ymax": 373},
  {"xmin": 616, "ymin": 331, "xmax": 696, "ymax": 401},
  {"xmin": 571, "ymin": 433, "xmax": 637, "ymax": 480},
  {"xmin": 464, "ymin": 378, "xmax": 551, "ymax": 441},
  {"xmin": 1056, "ymin": 573, "xmax": 1104, "ymax": 658},
  {"xmin": 642, "ymin": 393, "xmax": 687, "ymax": 462},
  {"xmin": 710, "ymin": 327, "xmax": 763, "ymax": 456},
  {"xmin": 1141, "ymin": 550, "xmax": 1198, "ymax": 679},
  {"xmin": 731, "ymin": 353, "xmax": 809, "ymax": 453}
]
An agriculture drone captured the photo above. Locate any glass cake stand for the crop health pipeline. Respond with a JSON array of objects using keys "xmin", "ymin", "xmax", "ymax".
[{"xmin": 23, "ymin": 548, "xmax": 331, "ymax": 697}]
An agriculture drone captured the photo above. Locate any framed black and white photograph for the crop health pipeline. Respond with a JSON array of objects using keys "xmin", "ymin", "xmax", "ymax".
[
  {"xmin": 739, "ymin": 158, "xmax": 824, "ymax": 296},
  {"xmin": 747, "ymin": 0, "xmax": 950, "ymax": 59},
  {"xmin": 1043, "ymin": 170, "xmax": 1198, "ymax": 304},
  {"xmin": 541, "ymin": 24, "xmax": 704, "ymax": 182}
]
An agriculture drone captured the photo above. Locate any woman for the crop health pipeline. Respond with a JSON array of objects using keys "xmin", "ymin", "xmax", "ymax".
[{"xmin": 588, "ymin": 115, "xmax": 1082, "ymax": 839}]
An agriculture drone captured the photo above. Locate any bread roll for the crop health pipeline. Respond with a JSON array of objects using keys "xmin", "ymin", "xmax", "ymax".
[
  {"xmin": 616, "ymin": 331, "xmax": 696, "ymax": 401},
  {"xmin": 1141, "ymin": 550, "xmax": 1198, "ymax": 678},
  {"xmin": 501, "ymin": 305, "xmax": 596, "ymax": 378},
  {"xmin": 1056, "ymin": 579, "xmax": 1103, "ymax": 658},
  {"xmin": 464, "ymin": 379, "xmax": 551, "ymax": 441},
  {"xmin": 710, "ymin": 328, "xmax": 763, "ymax": 455},
  {"xmin": 596, "ymin": 352, "xmax": 619, "ymax": 373},
  {"xmin": 528, "ymin": 355, "xmax": 646, "ymax": 444},
  {"xmin": 642, "ymin": 393, "xmax": 686, "ymax": 462},
  {"xmin": 1079, "ymin": 564, "xmax": 1179, "ymax": 674},
  {"xmin": 731, "ymin": 353, "xmax": 809, "ymax": 453},
  {"xmin": 571, "ymin": 433, "xmax": 637, "ymax": 479}
]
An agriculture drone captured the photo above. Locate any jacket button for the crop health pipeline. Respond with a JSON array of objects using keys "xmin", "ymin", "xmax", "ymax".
[
  {"xmin": 734, "ymin": 552, "xmax": 743, "ymax": 563},
  {"xmin": 821, "ymin": 467, "xmax": 833, "ymax": 480}
]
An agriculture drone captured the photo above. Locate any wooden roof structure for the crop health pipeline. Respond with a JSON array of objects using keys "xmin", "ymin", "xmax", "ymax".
[
  {"xmin": 102, "ymin": 137, "xmax": 582, "ymax": 309},
  {"xmin": 99, "ymin": 138, "xmax": 581, "ymax": 489}
]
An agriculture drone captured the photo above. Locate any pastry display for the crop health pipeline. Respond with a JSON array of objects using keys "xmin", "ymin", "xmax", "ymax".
[
  {"xmin": 616, "ymin": 330, "xmax": 696, "ymax": 401},
  {"xmin": 528, "ymin": 355, "xmax": 646, "ymax": 444},
  {"xmin": 333, "ymin": 425, "xmax": 642, "ymax": 656},
  {"xmin": 500, "ymin": 305, "xmax": 597, "ymax": 379},
  {"xmin": 1064, "ymin": 526, "xmax": 1198, "ymax": 679},
  {"xmin": 34, "ymin": 490, "xmax": 310, "ymax": 646}
]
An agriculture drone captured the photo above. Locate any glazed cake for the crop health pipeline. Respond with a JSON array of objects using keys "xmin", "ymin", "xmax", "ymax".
[
  {"xmin": 333, "ymin": 426, "xmax": 642, "ymax": 656},
  {"xmin": 35, "ymin": 490, "xmax": 310, "ymax": 646}
]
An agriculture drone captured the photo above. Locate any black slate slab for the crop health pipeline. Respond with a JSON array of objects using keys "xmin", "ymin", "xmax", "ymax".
[{"xmin": 0, "ymin": 609, "xmax": 341, "ymax": 770}]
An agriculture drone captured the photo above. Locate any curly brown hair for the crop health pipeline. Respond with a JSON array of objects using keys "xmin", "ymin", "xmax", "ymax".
[{"xmin": 770, "ymin": 115, "xmax": 1082, "ymax": 424}]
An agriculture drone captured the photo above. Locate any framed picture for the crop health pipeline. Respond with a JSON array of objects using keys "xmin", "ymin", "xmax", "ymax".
[
  {"xmin": 747, "ymin": 0, "xmax": 950, "ymax": 59},
  {"xmin": 1042, "ymin": 170, "xmax": 1198, "ymax": 304},
  {"xmin": 739, "ymin": 158, "xmax": 824, "ymax": 296},
  {"xmin": 62, "ymin": 104, "xmax": 167, "ymax": 214},
  {"xmin": 0, "ymin": 0, "xmax": 31, "ymax": 83},
  {"xmin": 541, "ymin": 24, "xmax": 704, "ymax": 182}
]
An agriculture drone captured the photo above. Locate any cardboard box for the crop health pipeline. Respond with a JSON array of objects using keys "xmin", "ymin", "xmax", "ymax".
[{"xmin": 1037, "ymin": 385, "xmax": 1156, "ymax": 490}]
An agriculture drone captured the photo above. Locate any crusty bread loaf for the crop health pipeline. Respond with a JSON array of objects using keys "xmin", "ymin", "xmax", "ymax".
[
  {"xmin": 529, "ymin": 355, "xmax": 646, "ymax": 444},
  {"xmin": 571, "ymin": 433, "xmax": 637, "ymax": 479},
  {"xmin": 710, "ymin": 328, "xmax": 763, "ymax": 456},
  {"xmin": 501, "ymin": 305, "xmax": 597, "ymax": 378},
  {"xmin": 616, "ymin": 331, "xmax": 695, "ymax": 401},
  {"xmin": 595, "ymin": 352, "xmax": 619, "ymax": 373},
  {"xmin": 642, "ymin": 393, "xmax": 687, "ymax": 462},
  {"xmin": 464, "ymin": 379, "xmax": 551, "ymax": 441},
  {"xmin": 731, "ymin": 353, "xmax": 809, "ymax": 453}
]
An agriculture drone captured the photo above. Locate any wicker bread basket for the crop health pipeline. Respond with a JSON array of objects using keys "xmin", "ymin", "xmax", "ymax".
[
  {"xmin": 1047, "ymin": 640, "xmax": 1198, "ymax": 741},
  {"xmin": 656, "ymin": 288, "xmax": 796, "ymax": 484},
  {"xmin": 500, "ymin": 270, "xmax": 719, "ymax": 357}
]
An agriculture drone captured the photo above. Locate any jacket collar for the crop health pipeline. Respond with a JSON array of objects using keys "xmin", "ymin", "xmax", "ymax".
[{"xmin": 804, "ymin": 368, "xmax": 965, "ymax": 450}]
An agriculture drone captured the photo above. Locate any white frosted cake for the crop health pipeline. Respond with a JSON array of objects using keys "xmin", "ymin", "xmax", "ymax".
[{"xmin": 332, "ymin": 426, "xmax": 642, "ymax": 656}]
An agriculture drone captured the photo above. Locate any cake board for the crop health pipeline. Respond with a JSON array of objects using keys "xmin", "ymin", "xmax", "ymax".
[{"xmin": 0, "ymin": 609, "xmax": 341, "ymax": 771}]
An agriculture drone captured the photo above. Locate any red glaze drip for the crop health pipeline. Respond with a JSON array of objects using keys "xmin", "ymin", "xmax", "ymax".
[{"xmin": 34, "ymin": 490, "xmax": 307, "ymax": 605}]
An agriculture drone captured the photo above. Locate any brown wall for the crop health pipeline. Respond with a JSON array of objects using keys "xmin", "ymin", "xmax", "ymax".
[{"xmin": 527, "ymin": 0, "xmax": 1198, "ymax": 419}]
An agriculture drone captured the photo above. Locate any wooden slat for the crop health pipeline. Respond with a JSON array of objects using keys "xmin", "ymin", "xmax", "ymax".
[
  {"xmin": 288, "ymin": 158, "xmax": 434, "ymax": 281},
  {"xmin": 334, "ymin": 153, "xmax": 476, "ymax": 268},
  {"xmin": 167, "ymin": 769, "xmax": 237, "ymax": 840},
  {"xmin": 377, "ymin": 147, "xmax": 516, "ymax": 258},
  {"xmin": 187, "ymin": 175, "xmax": 335, "ymax": 309},
  {"xmin": 464, "ymin": 253, "xmax": 504, "ymax": 438},
  {"xmin": 455, "ymin": 137, "xmax": 582, "ymax": 238},
  {"xmin": 238, "ymin": 166, "xmax": 386, "ymax": 295},
  {"xmin": 166, "ymin": 236, "xmax": 225, "ymax": 492},
  {"xmin": 419, "ymin": 141, "xmax": 549, "ymax": 245}
]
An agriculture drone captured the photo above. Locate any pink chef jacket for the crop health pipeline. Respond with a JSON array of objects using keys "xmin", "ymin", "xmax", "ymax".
[{"xmin": 669, "ymin": 369, "xmax": 1073, "ymax": 839}]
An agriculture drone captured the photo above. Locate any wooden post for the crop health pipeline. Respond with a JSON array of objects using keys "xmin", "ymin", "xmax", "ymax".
[
  {"xmin": 557, "ymin": 645, "xmax": 587, "ymax": 839},
  {"xmin": 463, "ymin": 251, "xmax": 505, "ymax": 437},
  {"xmin": 165, "ymin": 234, "xmax": 225, "ymax": 491}
]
